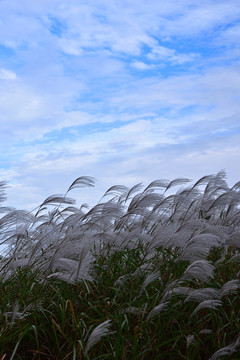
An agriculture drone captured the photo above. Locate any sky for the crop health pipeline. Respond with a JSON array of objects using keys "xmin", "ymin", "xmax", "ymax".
[{"xmin": 0, "ymin": 0, "xmax": 240, "ymax": 211}]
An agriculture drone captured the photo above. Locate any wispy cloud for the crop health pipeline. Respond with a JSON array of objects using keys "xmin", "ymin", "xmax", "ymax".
[{"xmin": 0, "ymin": 0, "xmax": 239, "ymax": 210}]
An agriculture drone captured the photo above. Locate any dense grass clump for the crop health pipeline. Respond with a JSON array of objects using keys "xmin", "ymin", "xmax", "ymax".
[{"xmin": 0, "ymin": 172, "xmax": 240, "ymax": 359}]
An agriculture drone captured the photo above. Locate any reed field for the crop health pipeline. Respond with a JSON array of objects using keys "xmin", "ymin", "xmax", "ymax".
[{"xmin": 0, "ymin": 170, "xmax": 239, "ymax": 359}]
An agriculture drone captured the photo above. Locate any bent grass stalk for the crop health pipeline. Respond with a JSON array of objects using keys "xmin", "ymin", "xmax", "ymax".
[{"xmin": 0, "ymin": 171, "xmax": 240, "ymax": 359}]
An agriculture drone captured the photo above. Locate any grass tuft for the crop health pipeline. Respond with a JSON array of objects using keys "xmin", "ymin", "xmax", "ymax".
[{"xmin": 0, "ymin": 171, "xmax": 240, "ymax": 359}]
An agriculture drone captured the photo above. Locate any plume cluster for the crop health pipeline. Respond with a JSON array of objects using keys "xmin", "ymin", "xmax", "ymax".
[{"xmin": 0, "ymin": 171, "xmax": 240, "ymax": 359}]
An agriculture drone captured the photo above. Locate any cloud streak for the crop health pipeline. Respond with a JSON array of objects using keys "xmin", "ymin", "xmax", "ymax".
[{"xmin": 0, "ymin": 0, "xmax": 239, "ymax": 211}]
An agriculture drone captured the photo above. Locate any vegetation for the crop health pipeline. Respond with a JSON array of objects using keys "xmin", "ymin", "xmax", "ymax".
[{"xmin": 0, "ymin": 171, "xmax": 240, "ymax": 359}]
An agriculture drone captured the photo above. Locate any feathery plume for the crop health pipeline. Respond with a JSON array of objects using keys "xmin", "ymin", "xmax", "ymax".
[
  {"xmin": 209, "ymin": 337, "xmax": 240, "ymax": 359},
  {"xmin": 147, "ymin": 301, "xmax": 169, "ymax": 320},
  {"xmin": 218, "ymin": 280, "xmax": 240, "ymax": 298},
  {"xmin": 190, "ymin": 300, "xmax": 222, "ymax": 317},
  {"xmin": 83, "ymin": 320, "xmax": 112, "ymax": 356},
  {"xmin": 180, "ymin": 260, "xmax": 215, "ymax": 283},
  {"xmin": 184, "ymin": 288, "xmax": 218, "ymax": 303},
  {"xmin": 140, "ymin": 271, "xmax": 161, "ymax": 295},
  {"xmin": 67, "ymin": 176, "xmax": 95, "ymax": 193}
]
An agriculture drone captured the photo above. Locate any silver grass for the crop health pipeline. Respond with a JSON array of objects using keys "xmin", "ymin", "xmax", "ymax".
[
  {"xmin": 129, "ymin": 263, "xmax": 153, "ymax": 278},
  {"xmin": 40, "ymin": 195, "xmax": 76, "ymax": 207},
  {"xmin": 174, "ymin": 218, "xmax": 206, "ymax": 235},
  {"xmin": 67, "ymin": 176, "xmax": 95, "ymax": 193},
  {"xmin": 162, "ymin": 232, "xmax": 192, "ymax": 249},
  {"xmin": 218, "ymin": 279, "xmax": 240, "ymax": 298},
  {"xmin": 83, "ymin": 320, "xmax": 112, "ymax": 356},
  {"xmin": 223, "ymin": 209, "xmax": 240, "ymax": 225},
  {"xmin": 122, "ymin": 183, "xmax": 143, "ymax": 204},
  {"xmin": 161, "ymin": 285, "xmax": 191, "ymax": 303},
  {"xmin": 231, "ymin": 180, "xmax": 240, "ymax": 191},
  {"xmin": 180, "ymin": 260, "xmax": 215, "ymax": 283},
  {"xmin": 1, "ymin": 171, "xmax": 240, "ymax": 291},
  {"xmin": 186, "ymin": 334, "xmax": 196, "ymax": 349},
  {"xmin": 0, "ymin": 180, "xmax": 8, "ymax": 204},
  {"xmin": 127, "ymin": 192, "xmax": 164, "ymax": 213},
  {"xmin": 191, "ymin": 175, "xmax": 217, "ymax": 190},
  {"xmin": 46, "ymin": 239, "xmax": 95, "ymax": 284},
  {"xmin": 82, "ymin": 202, "xmax": 124, "ymax": 223},
  {"xmin": 140, "ymin": 271, "xmax": 161, "ymax": 295},
  {"xmin": 114, "ymin": 263, "xmax": 151, "ymax": 286},
  {"xmin": 209, "ymin": 337, "xmax": 240, "ymax": 360},
  {"xmin": 178, "ymin": 234, "xmax": 223, "ymax": 263},
  {"xmin": 114, "ymin": 274, "xmax": 131, "ymax": 287},
  {"xmin": 146, "ymin": 301, "xmax": 169, "ymax": 320},
  {"xmin": 184, "ymin": 288, "xmax": 219, "ymax": 303},
  {"xmin": 102, "ymin": 184, "xmax": 129, "ymax": 200},
  {"xmin": 142, "ymin": 179, "xmax": 170, "ymax": 194},
  {"xmin": 148, "ymin": 227, "xmax": 176, "ymax": 250},
  {"xmin": 47, "ymin": 270, "xmax": 93, "ymax": 284},
  {"xmin": 2, "ymin": 300, "xmax": 32, "ymax": 328},
  {"xmin": 190, "ymin": 300, "xmax": 222, "ymax": 317},
  {"xmin": 206, "ymin": 191, "xmax": 234, "ymax": 214},
  {"xmin": 203, "ymin": 170, "xmax": 228, "ymax": 196},
  {"xmin": 225, "ymin": 231, "xmax": 240, "ymax": 248},
  {"xmin": 163, "ymin": 177, "xmax": 191, "ymax": 194},
  {"xmin": 123, "ymin": 306, "xmax": 146, "ymax": 315}
]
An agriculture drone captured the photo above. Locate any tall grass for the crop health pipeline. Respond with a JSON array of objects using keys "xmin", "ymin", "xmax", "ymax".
[{"xmin": 0, "ymin": 171, "xmax": 239, "ymax": 359}]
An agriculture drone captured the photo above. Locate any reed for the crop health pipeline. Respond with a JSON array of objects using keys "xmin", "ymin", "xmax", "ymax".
[{"xmin": 0, "ymin": 172, "xmax": 239, "ymax": 359}]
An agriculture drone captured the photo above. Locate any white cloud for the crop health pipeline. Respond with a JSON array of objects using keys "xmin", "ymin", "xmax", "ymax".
[
  {"xmin": 147, "ymin": 46, "xmax": 199, "ymax": 64},
  {"xmin": 131, "ymin": 61, "xmax": 155, "ymax": 70},
  {"xmin": 0, "ymin": 68, "xmax": 17, "ymax": 80},
  {"xmin": 0, "ymin": 0, "xmax": 240, "ymax": 212}
]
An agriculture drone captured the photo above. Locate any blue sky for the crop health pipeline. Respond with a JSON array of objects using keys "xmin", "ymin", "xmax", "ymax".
[{"xmin": 0, "ymin": 0, "xmax": 240, "ymax": 210}]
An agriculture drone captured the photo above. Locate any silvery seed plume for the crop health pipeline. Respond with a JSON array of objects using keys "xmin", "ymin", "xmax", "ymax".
[
  {"xmin": 114, "ymin": 274, "xmax": 131, "ymax": 287},
  {"xmin": 203, "ymin": 170, "xmax": 227, "ymax": 196},
  {"xmin": 180, "ymin": 260, "xmax": 215, "ymax": 283},
  {"xmin": 67, "ymin": 176, "xmax": 95, "ymax": 193},
  {"xmin": 142, "ymin": 179, "xmax": 170, "ymax": 194},
  {"xmin": 146, "ymin": 301, "xmax": 169, "ymax": 320},
  {"xmin": 134, "ymin": 262, "xmax": 153, "ymax": 275},
  {"xmin": 2, "ymin": 300, "xmax": 31, "ymax": 329},
  {"xmin": 40, "ymin": 195, "xmax": 76, "ymax": 208},
  {"xmin": 83, "ymin": 320, "xmax": 112, "ymax": 356},
  {"xmin": 161, "ymin": 285, "xmax": 191, "ymax": 303},
  {"xmin": 192, "ymin": 174, "xmax": 217, "ymax": 190},
  {"xmin": 224, "ymin": 209, "xmax": 240, "ymax": 226},
  {"xmin": 102, "ymin": 184, "xmax": 129, "ymax": 201},
  {"xmin": 184, "ymin": 288, "xmax": 219, "ymax": 303},
  {"xmin": 149, "ymin": 227, "xmax": 176, "ymax": 249},
  {"xmin": 123, "ymin": 306, "xmax": 145, "ymax": 315},
  {"xmin": 163, "ymin": 177, "xmax": 191, "ymax": 194},
  {"xmin": 178, "ymin": 234, "xmax": 222, "ymax": 263},
  {"xmin": 127, "ymin": 193, "xmax": 164, "ymax": 214},
  {"xmin": 209, "ymin": 336, "xmax": 240, "ymax": 360},
  {"xmin": 218, "ymin": 279, "xmax": 240, "ymax": 298},
  {"xmin": 140, "ymin": 271, "xmax": 161, "ymax": 295},
  {"xmin": 123, "ymin": 183, "xmax": 143, "ymax": 204},
  {"xmin": 48, "ymin": 244, "xmax": 95, "ymax": 284},
  {"xmin": 190, "ymin": 300, "xmax": 222, "ymax": 317},
  {"xmin": 186, "ymin": 334, "xmax": 196, "ymax": 349},
  {"xmin": 225, "ymin": 231, "xmax": 240, "ymax": 248},
  {"xmin": 206, "ymin": 191, "xmax": 234, "ymax": 214},
  {"xmin": 231, "ymin": 180, "xmax": 240, "ymax": 191},
  {"xmin": 123, "ymin": 263, "xmax": 152, "ymax": 281},
  {"xmin": 47, "ymin": 269, "xmax": 93, "ymax": 284},
  {"xmin": 163, "ymin": 231, "xmax": 191, "ymax": 249}
]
